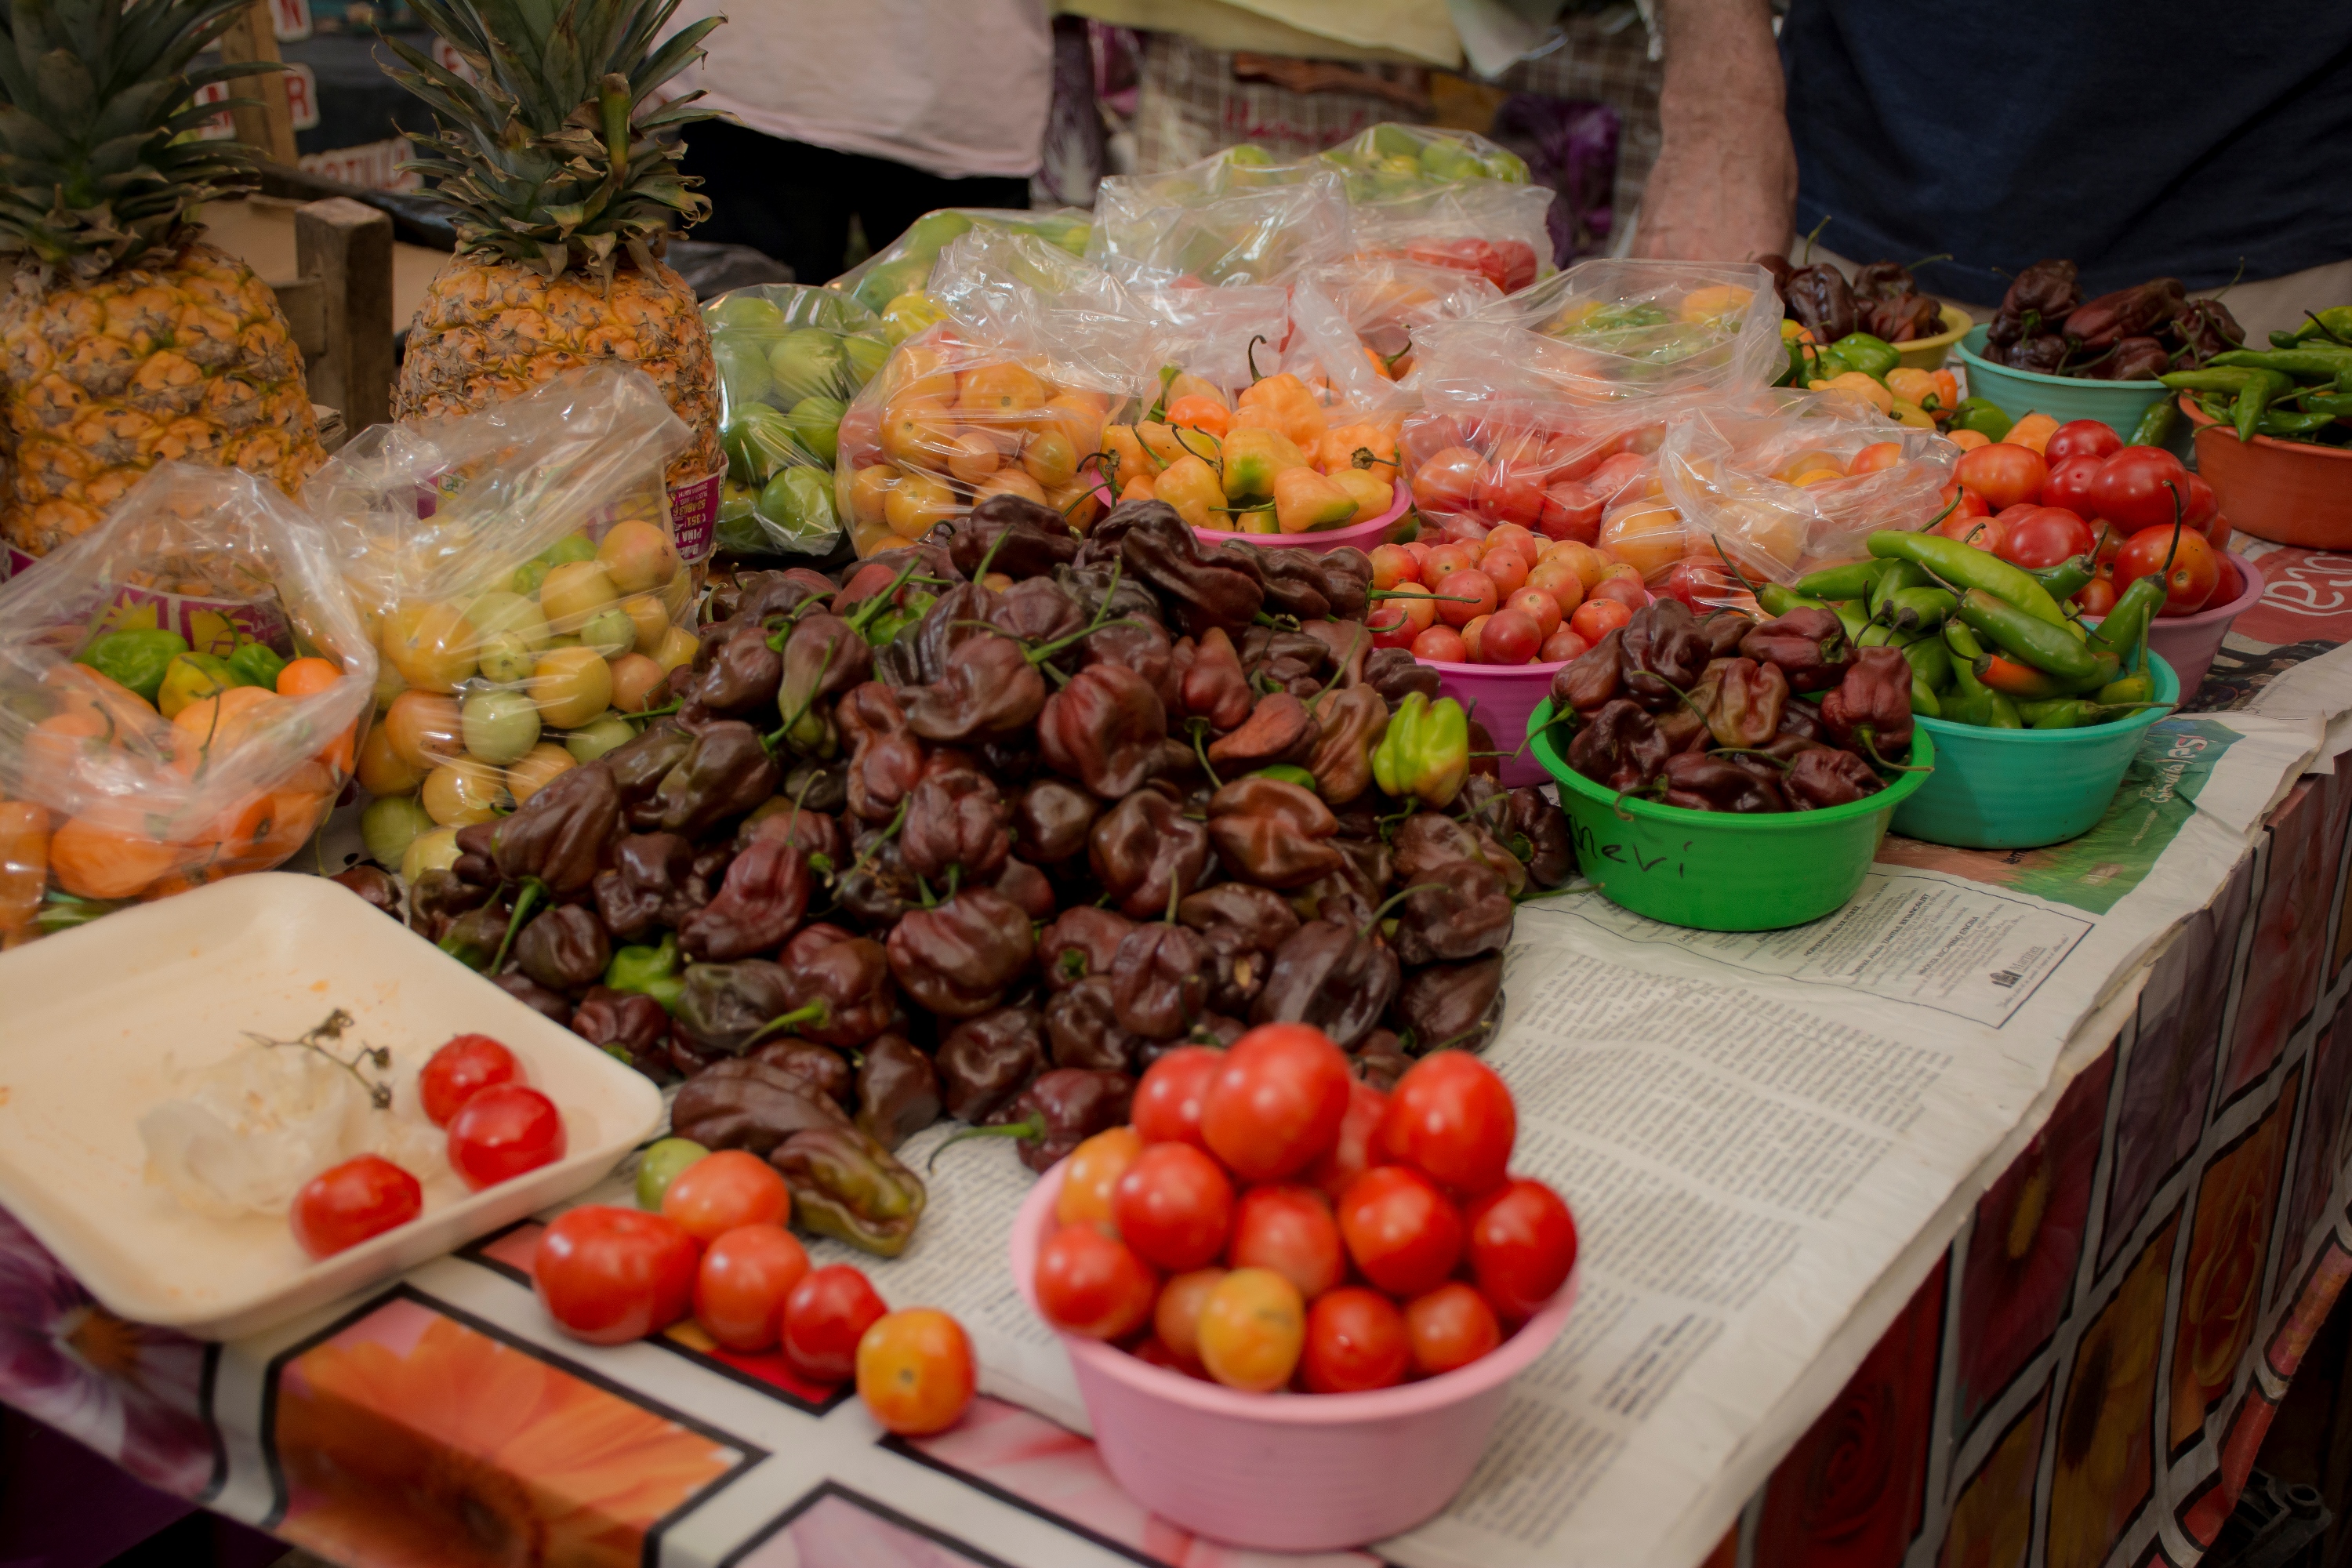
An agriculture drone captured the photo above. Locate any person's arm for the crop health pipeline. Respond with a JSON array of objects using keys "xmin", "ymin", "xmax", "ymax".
[{"xmin": 1632, "ymin": 0, "xmax": 1797, "ymax": 263}]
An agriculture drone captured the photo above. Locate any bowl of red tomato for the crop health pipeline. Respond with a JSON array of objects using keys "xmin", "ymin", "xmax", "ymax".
[{"xmin": 1012, "ymin": 1029, "xmax": 1580, "ymax": 1552}]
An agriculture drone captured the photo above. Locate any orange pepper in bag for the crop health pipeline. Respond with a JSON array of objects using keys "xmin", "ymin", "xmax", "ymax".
[
  {"xmin": 1101, "ymin": 423, "xmax": 1158, "ymax": 487},
  {"xmin": 1152, "ymin": 456, "xmax": 1225, "ymax": 530},
  {"xmin": 1234, "ymin": 372, "xmax": 1328, "ymax": 450},
  {"xmin": 0, "ymin": 801, "xmax": 49, "ymax": 932},
  {"xmin": 49, "ymin": 816, "xmax": 179, "ymax": 901}
]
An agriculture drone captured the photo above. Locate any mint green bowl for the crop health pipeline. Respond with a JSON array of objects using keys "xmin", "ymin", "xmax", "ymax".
[
  {"xmin": 1527, "ymin": 699, "xmax": 1932, "ymax": 931},
  {"xmin": 1955, "ymin": 325, "xmax": 2169, "ymax": 439},
  {"xmin": 1889, "ymin": 654, "xmax": 2178, "ymax": 850}
]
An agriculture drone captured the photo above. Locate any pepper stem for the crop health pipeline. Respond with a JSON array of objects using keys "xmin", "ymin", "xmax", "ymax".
[
  {"xmin": 842, "ymin": 556, "xmax": 931, "ymax": 637},
  {"xmin": 741, "ymin": 1000, "xmax": 829, "ymax": 1051},
  {"xmin": 1857, "ymin": 731, "xmax": 1933, "ymax": 773},
  {"xmin": 489, "ymin": 878, "xmax": 546, "ymax": 975},
  {"xmin": 927, "ymin": 1116, "xmax": 1042, "ymax": 1172},
  {"xmin": 1357, "ymin": 882, "xmax": 1446, "ymax": 940},
  {"xmin": 1187, "ymin": 717, "xmax": 1222, "ymax": 788},
  {"xmin": 832, "ymin": 798, "xmax": 909, "ymax": 886}
]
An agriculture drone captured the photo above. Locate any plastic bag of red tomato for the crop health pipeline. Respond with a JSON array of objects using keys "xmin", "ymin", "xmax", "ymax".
[
  {"xmin": 1657, "ymin": 390, "xmax": 1958, "ymax": 594},
  {"xmin": 1030, "ymin": 1025, "xmax": 1576, "ymax": 1395},
  {"xmin": 1944, "ymin": 420, "xmax": 2231, "ymax": 618}
]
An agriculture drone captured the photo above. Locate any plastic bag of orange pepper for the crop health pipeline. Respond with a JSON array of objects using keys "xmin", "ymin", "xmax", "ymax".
[{"xmin": 0, "ymin": 463, "xmax": 377, "ymax": 944}]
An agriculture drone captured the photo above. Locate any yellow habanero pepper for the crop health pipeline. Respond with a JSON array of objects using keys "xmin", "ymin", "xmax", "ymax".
[
  {"xmin": 1234, "ymin": 371, "xmax": 1328, "ymax": 450},
  {"xmin": 1152, "ymin": 455, "xmax": 1225, "ymax": 530},
  {"xmin": 1222, "ymin": 426, "xmax": 1310, "ymax": 500},
  {"xmin": 1273, "ymin": 466, "xmax": 1359, "ymax": 533}
]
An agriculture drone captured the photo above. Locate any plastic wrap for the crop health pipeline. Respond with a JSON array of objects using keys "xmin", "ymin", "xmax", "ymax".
[
  {"xmin": 1400, "ymin": 403, "xmax": 1669, "ymax": 550},
  {"xmin": 706, "ymin": 285, "xmax": 888, "ymax": 558},
  {"xmin": 0, "ymin": 464, "xmax": 377, "ymax": 938},
  {"xmin": 832, "ymin": 207, "xmax": 1094, "ymax": 327},
  {"xmin": 1282, "ymin": 257, "xmax": 1501, "ymax": 421},
  {"xmin": 1411, "ymin": 259, "xmax": 1787, "ymax": 411},
  {"xmin": 1088, "ymin": 147, "xmax": 1352, "ymax": 288},
  {"xmin": 1657, "ymin": 390, "xmax": 1959, "ymax": 586},
  {"xmin": 306, "ymin": 365, "xmax": 699, "ymax": 870}
]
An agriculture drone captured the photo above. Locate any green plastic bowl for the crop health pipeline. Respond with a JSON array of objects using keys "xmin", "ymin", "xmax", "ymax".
[
  {"xmin": 1889, "ymin": 654, "xmax": 2179, "ymax": 850},
  {"xmin": 1526, "ymin": 699, "xmax": 1933, "ymax": 931},
  {"xmin": 1955, "ymin": 325, "xmax": 2169, "ymax": 439}
]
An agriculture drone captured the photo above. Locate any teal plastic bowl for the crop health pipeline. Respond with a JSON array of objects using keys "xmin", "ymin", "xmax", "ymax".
[
  {"xmin": 1889, "ymin": 654, "xmax": 2179, "ymax": 850},
  {"xmin": 1527, "ymin": 699, "xmax": 1933, "ymax": 931},
  {"xmin": 1956, "ymin": 325, "xmax": 2169, "ymax": 439}
]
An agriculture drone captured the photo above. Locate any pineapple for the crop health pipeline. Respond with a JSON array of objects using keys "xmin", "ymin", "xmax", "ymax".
[
  {"xmin": 0, "ymin": 0, "xmax": 326, "ymax": 559},
  {"xmin": 383, "ymin": 0, "xmax": 724, "ymax": 491}
]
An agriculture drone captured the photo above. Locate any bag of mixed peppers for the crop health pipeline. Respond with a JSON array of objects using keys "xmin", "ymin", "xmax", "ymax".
[{"xmin": 1762, "ymin": 527, "xmax": 2172, "ymax": 729}]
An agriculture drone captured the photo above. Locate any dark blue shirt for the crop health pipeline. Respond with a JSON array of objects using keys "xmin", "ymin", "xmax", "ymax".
[{"xmin": 1781, "ymin": 2, "xmax": 2352, "ymax": 303}]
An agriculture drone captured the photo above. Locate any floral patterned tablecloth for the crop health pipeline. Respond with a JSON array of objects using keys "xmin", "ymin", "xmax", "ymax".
[{"xmin": 8, "ymin": 544, "xmax": 2352, "ymax": 1568}]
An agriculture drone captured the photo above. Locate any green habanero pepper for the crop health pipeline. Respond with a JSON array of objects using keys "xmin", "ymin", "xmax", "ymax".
[
  {"xmin": 605, "ymin": 931, "xmax": 685, "ymax": 1013},
  {"xmin": 1370, "ymin": 691, "xmax": 1469, "ymax": 808},
  {"xmin": 1806, "ymin": 348, "xmax": 1855, "ymax": 383},
  {"xmin": 75, "ymin": 627, "xmax": 188, "ymax": 703},
  {"xmin": 1950, "ymin": 398, "xmax": 2013, "ymax": 440},
  {"xmin": 225, "ymin": 640, "xmax": 286, "ymax": 691},
  {"xmin": 1829, "ymin": 332, "xmax": 1900, "ymax": 379}
]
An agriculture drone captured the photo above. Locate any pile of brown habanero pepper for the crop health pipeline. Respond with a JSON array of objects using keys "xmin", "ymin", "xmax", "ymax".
[
  {"xmin": 381, "ymin": 490, "xmax": 1577, "ymax": 1247},
  {"xmin": 1545, "ymin": 597, "xmax": 1918, "ymax": 811}
]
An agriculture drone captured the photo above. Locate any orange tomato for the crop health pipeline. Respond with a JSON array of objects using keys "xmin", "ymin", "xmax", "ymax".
[
  {"xmin": 274, "ymin": 657, "xmax": 342, "ymax": 698},
  {"xmin": 1196, "ymin": 1266, "xmax": 1305, "ymax": 1392},
  {"xmin": 0, "ymin": 800, "xmax": 50, "ymax": 931},
  {"xmin": 856, "ymin": 1308, "xmax": 975, "ymax": 1436},
  {"xmin": 954, "ymin": 361, "xmax": 1047, "ymax": 424},
  {"xmin": 1848, "ymin": 441, "xmax": 1904, "ymax": 476},
  {"xmin": 49, "ymin": 816, "xmax": 180, "ymax": 900},
  {"xmin": 1056, "ymin": 1127, "xmax": 1144, "ymax": 1232},
  {"xmin": 1163, "ymin": 394, "xmax": 1231, "ymax": 441}
]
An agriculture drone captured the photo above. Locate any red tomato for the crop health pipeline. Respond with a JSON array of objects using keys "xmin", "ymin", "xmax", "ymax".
[
  {"xmin": 1458, "ymin": 614, "xmax": 1491, "ymax": 662},
  {"xmin": 1305, "ymin": 1078, "xmax": 1389, "ymax": 1200},
  {"xmin": 1847, "ymin": 441, "xmax": 1904, "ymax": 476},
  {"xmin": 1937, "ymin": 507, "xmax": 2006, "ymax": 554},
  {"xmin": 1504, "ymin": 588, "xmax": 1563, "ymax": 641},
  {"xmin": 1526, "ymin": 557, "xmax": 1586, "ymax": 616},
  {"xmin": 1403, "ymin": 1282, "xmax": 1502, "ymax": 1376},
  {"xmin": 1134, "ymin": 1046, "xmax": 1221, "ymax": 1149},
  {"xmin": 2042, "ymin": 455, "xmax": 2103, "ymax": 520},
  {"xmin": 857, "ymin": 1308, "xmax": 975, "ymax": 1436},
  {"xmin": 1472, "ymin": 463, "xmax": 1544, "ymax": 528},
  {"xmin": 2044, "ymin": 419, "xmax": 2123, "ymax": 467},
  {"xmin": 1954, "ymin": 443, "xmax": 2048, "ymax": 512},
  {"xmin": 1421, "ymin": 543, "xmax": 1478, "ymax": 583},
  {"xmin": 1367, "ymin": 601, "xmax": 1417, "ymax": 650},
  {"xmin": 1464, "ymin": 1178, "xmax": 1577, "ymax": 1323},
  {"xmin": 1337, "ymin": 1165, "xmax": 1464, "ymax": 1297},
  {"xmin": 782, "ymin": 1263, "xmax": 889, "ymax": 1381},
  {"xmin": 1228, "ymin": 1185, "xmax": 1345, "ymax": 1300},
  {"xmin": 1479, "ymin": 547, "xmax": 1530, "ymax": 599},
  {"xmin": 1409, "ymin": 446, "xmax": 1481, "ymax": 517},
  {"xmin": 1378, "ymin": 1051, "xmax": 1515, "ymax": 1196},
  {"xmin": 1540, "ymin": 626, "xmax": 1592, "ymax": 662},
  {"xmin": 1411, "ymin": 626, "xmax": 1468, "ymax": 662},
  {"xmin": 1995, "ymin": 506, "xmax": 2096, "ymax": 571},
  {"xmin": 1655, "ymin": 558, "xmax": 1735, "ymax": 616},
  {"xmin": 1367, "ymin": 544, "xmax": 1419, "ymax": 590},
  {"xmin": 2113, "ymin": 524, "xmax": 2222, "ymax": 615},
  {"xmin": 2178, "ymin": 471, "xmax": 2220, "ymax": 534},
  {"xmin": 1301, "ymin": 1287, "xmax": 1410, "ymax": 1394},
  {"xmin": 1569, "ymin": 598, "xmax": 1632, "ymax": 643},
  {"xmin": 446, "ymin": 1083, "xmax": 566, "ymax": 1191},
  {"xmin": 2072, "ymin": 578, "xmax": 2118, "ymax": 616},
  {"xmin": 1537, "ymin": 479, "xmax": 1606, "ymax": 544},
  {"xmin": 1938, "ymin": 481, "xmax": 1989, "ymax": 522},
  {"xmin": 1112, "ymin": 1142, "xmax": 1235, "ymax": 1272},
  {"xmin": 290, "ymin": 1155, "xmax": 421, "ymax": 1258},
  {"xmin": 694, "ymin": 1224, "xmax": 810, "ymax": 1352},
  {"xmin": 2090, "ymin": 446, "xmax": 2190, "ymax": 532},
  {"xmin": 1435, "ymin": 569, "xmax": 1497, "ymax": 628},
  {"xmin": 1483, "ymin": 523, "xmax": 1541, "ymax": 570},
  {"xmin": 662, "ymin": 1149, "xmax": 789, "ymax": 1243},
  {"xmin": 533, "ymin": 1205, "xmax": 697, "ymax": 1345},
  {"xmin": 1033, "ymin": 1223, "xmax": 1158, "ymax": 1341},
  {"xmin": 1588, "ymin": 575, "xmax": 1649, "ymax": 612},
  {"xmin": 1586, "ymin": 451, "xmax": 1648, "ymax": 500},
  {"xmin": 1477, "ymin": 608, "xmax": 1542, "ymax": 666},
  {"xmin": 1200, "ymin": 1022, "xmax": 1353, "ymax": 1183},
  {"xmin": 419, "ymin": 1033, "xmax": 517, "ymax": 1127},
  {"xmin": 1153, "ymin": 1267, "xmax": 1226, "ymax": 1365}
]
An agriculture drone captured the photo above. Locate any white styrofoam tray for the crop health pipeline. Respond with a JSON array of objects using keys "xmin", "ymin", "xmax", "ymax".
[{"xmin": 0, "ymin": 872, "xmax": 662, "ymax": 1339}]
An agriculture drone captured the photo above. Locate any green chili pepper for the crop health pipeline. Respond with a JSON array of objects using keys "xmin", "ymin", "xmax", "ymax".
[
  {"xmin": 605, "ymin": 932, "xmax": 685, "ymax": 1014},
  {"xmin": 2098, "ymin": 671, "xmax": 2154, "ymax": 706},
  {"xmin": 1943, "ymin": 619, "xmax": 1987, "ymax": 662},
  {"xmin": 2129, "ymin": 397, "xmax": 2180, "ymax": 449},
  {"xmin": 1868, "ymin": 532, "xmax": 2069, "ymax": 626},
  {"xmin": 1867, "ymin": 558, "xmax": 1929, "ymax": 621},
  {"xmin": 74, "ymin": 627, "xmax": 188, "ymax": 703},
  {"xmin": 2205, "ymin": 347, "xmax": 2352, "ymax": 379},
  {"xmin": 1829, "ymin": 597, "xmax": 1869, "ymax": 644},
  {"xmin": 2161, "ymin": 366, "xmax": 2295, "ymax": 442},
  {"xmin": 2298, "ymin": 392, "xmax": 2352, "ymax": 417},
  {"xmin": 2272, "ymin": 307, "xmax": 2352, "ymax": 347},
  {"xmin": 2259, "ymin": 408, "xmax": 2339, "ymax": 437},
  {"xmin": 1901, "ymin": 633, "xmax": 1951, "ymax": 691},
  {"xmin": 1886, "ymin": 586, "xmax": 1957, "ymax": 634},
  {"xmin": 2030, "ymin": 555, "xmax": 2096, "ymax": 602},
  {"xmin": 1250, "ymin": 764, "xmax": 1319, "ymax": 789},
  {"xmin": 1829, "ymin": 332, "xmax": 1900, "ymax": 379},
  {"xmin": 1911, "ymin": 677, "xmax": 1941, "ymax": 718},
  {"xmin": 1756, "ymin": 583, "xmax": 1829, "ymax": 616},
  {"xmin": 1956, "ymin": 589, "xmax": 2105, "ymax": 681},
  {"xmin": 225, "ymin": 640, "xmax": 286, "ymax": 691},
  {"xmin": 1370, "ymin": 692, "xmax": 1470, "ymax": 808},
  {"xmin": 2087, "ymin": 575, "xmax": 2165, "ymax": 667},
  {"xmin": 1949, "ymin": 398, "xmax": 2013, "ymax": 440},
  {"xmin": 1795, "ymin": 559, "xmax": 1891, "ymax": 601},
  {"xmin": 1944, "ymin": 657, "xmax": 2022, "ymax": 728},
  {"xmin": 1857, "ymin": 621, "xmax": 1897, "ymax": 648}
]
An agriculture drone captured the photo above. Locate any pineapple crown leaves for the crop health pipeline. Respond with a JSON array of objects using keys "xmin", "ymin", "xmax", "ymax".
[
  {"xmin": 381, "ymin": 0, "xmax": 721, "ymax": 288},
  {"xmin": 0, "ymin": 0, "xmax": 280, "ymax": 279}
]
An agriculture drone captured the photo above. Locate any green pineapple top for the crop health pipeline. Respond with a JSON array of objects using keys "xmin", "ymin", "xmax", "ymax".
[
  {"xmin": 0, "ymin": 0, "xmax": 276, "ymax": 279},
  {"xmin": 384, "ymin": 0, "xmax": 720, "ymax": 285}
]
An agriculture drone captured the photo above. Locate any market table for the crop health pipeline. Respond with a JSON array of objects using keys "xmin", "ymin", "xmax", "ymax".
[{"xmin": 6, "ymin": 537, "xmax": 2352, "ymax": 1568}]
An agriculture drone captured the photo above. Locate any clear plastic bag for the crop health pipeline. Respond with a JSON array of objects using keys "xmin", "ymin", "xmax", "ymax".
[
  {"xmin": 832, "ymin": 207, "xmax": 1094, "ymax": 325},
  {"xmin": 1411, "ymin": 259, "xmax": 1787, "ymax": 411},
  {"xmin": 1315, "ymin": 122, "xmax": 1534, "ymax": 192},
  {"xmin": 307, "ymin": 365, "xmax": 699, "ymax": 871},
  {"xmin": 1282, "ymin": 257, "xmax": 1501, "ymax": 422},
  {"xmin": 0, "ymin": 464, "xmax": 377, "ymax": 938},
  {"xmin": 1314, "ymin": 123, "xmax": 1552, "ymax": 295},
  {"xmin": 1400, "ymin": 402, "xmax": 1669, "ymax": 549},
  {"xmin": 1088, "ymin": 147, "xmax": 1352, "ymax": 288},
  {"xmin": 1658, "ymin": 390, "xmax": 1958, "ymax": 586},
  {"xmin": 706, "ymin": 285, "xmax": 889, "ymax": 558}
]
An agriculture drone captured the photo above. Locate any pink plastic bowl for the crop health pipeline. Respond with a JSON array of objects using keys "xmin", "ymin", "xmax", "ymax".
[
  {"xmin": 1009, "ymin": 1161, "xmax": 1579, "ymax": 1552},
  {"xmin": 2086, "ymin": 551, "xmax": 2263, "ymax": 699},
  {"xmin": 1417, "ymin": 657, "xmax": 1566, "ymax": 788},
  {"xmin": 1189, "ymin": 480, "xmax": 1417, "ymax": 556}
]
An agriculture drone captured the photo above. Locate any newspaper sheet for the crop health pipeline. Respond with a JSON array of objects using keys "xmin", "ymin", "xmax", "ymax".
[{"xmin": 815, "ymin": 701, "xmax": 2339, "ymax": 1568}]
